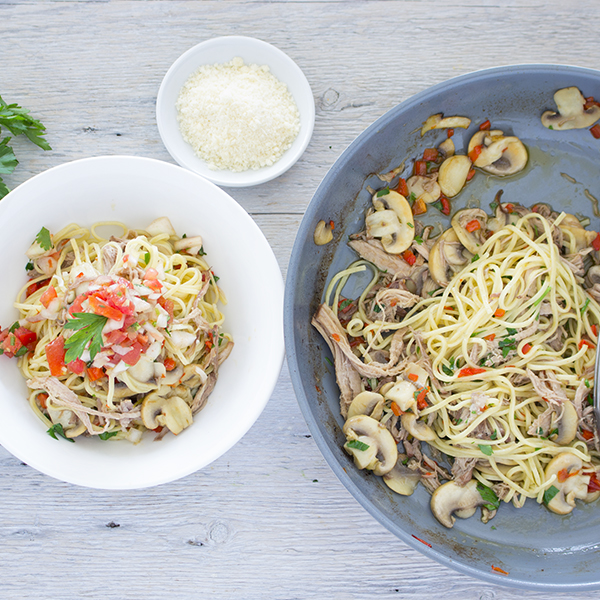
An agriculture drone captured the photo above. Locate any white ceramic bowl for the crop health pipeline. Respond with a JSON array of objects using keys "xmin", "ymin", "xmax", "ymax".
[
  {"xmin": 156, "ymin": 36, "xmax": 315, "ymax": 187},
  {"xmin": 0, "ymin": 156, "xmax": 284, "ymax": 489}
]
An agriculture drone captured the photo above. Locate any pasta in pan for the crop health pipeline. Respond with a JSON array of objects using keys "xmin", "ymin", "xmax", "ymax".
[
  {"xmin": 0, "ymin": 217, "xmax": 233, "ymax": 443},
  {"xmin": 314, "ymin": 196, "xmax": 600, "ymax": 527}
]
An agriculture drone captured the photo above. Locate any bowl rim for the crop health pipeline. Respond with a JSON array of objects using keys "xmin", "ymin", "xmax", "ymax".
[
  {"xmin": 0, "ymin": 155, "xmax": 285, "ymax": 489},
  {"xmin": 284, "ymin": 63, "xmax": 600, "ymax": 590},
  {"xmin": 156, "ymin": 35, "xmax": 315, "ymax": 187}
]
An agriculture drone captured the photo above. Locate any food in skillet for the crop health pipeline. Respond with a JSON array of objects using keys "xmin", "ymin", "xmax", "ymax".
[
  {"xmin": 541, "ymin": 86, "xmax": 600, "ymax": 138},
  {"xmin": 313, "ymin": 117, "xmax": 600, "ymax": 528},
  {"xmin": 0, "ymin": 217, "xmax": 232, "ymax": 443}
]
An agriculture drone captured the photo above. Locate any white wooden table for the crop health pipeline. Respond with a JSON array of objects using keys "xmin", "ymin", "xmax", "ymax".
[{"xmin": 2, "ymin": 1, "xmax": 600, "ymax": 598}]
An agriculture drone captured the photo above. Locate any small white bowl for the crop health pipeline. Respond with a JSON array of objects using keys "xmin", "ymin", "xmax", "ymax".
[
  {"xmin": 156, "ymin": 36, "xmax": 315, "ymax": 187},
  {"xmin": 0, "ymin": 156, "xmax": 284, "ymax": 489}
]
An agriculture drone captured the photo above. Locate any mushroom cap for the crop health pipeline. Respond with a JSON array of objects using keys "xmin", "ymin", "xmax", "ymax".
[
  {"xmin": 468, "ymin": 130, "xmax": 528, "ymax": 176},
  {"xmin": 342, "ymin": 414, "xmax": 398, "ymax": 476},
  {"xmin": 383, "ymin": 456, "xmax": 421, "ymax": 495},
  {"xmin": 451, "ymin": 208, "xmax": 488, "ymax": 254},
  {"xmin": 544, "ymin": 452, "xmax": 590, "ymax": 515},
  {"xmin": 429, "ymin": 227, "xmax": 472, "ymax": 287},
  {"xmin": 347, "ymin": 391, "xmax": 385, "ymax": 420},
  {"xmin": 541, "ymin": 86, "xmax": 600, "ymax": 130},
  {"xmin": 467, "ymin": 129, "xmax": 504, "ymax": 154},
  {"xmin": 383, "ymin": 380, "xmax": 417, "ymax": 412},
  {"xmin": 314, "ymin": 220, "xmax": 333, "ymax": 246},
  {"xmin": 438, "ymin": 154, "xmax": 472, "ymax": 197},
  {"xmin": 401, "ymin": 412, "xmax": 437, "ymax": 442},
  {"xmin": 141, "ymin": 390, "xmax": 193, "ymax": 435},
  {"xmin": 367, "ymin": 190, "xmax": 414, "ymax": 254},
  {"xmin": 430, "ymin": 479, "xmax": 485, "ymax": 528},
  {"xmin": 550, "ymin": 401, "xmax": 578, "ymax": 445},
  {"xmin": 421, "ymin": 113, "xmax": 471, "ymax": 136}
]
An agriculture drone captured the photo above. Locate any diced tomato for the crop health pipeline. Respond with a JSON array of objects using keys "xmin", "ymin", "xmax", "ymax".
[
  {"xmin": 591, "ymin": 124, "xmax": 600, "ymax": 139},
  {"xmin": 412, "ymin": 197, "xmax": 427, "ymax": 216},
  {"xmin": 439, "ymin": 195, "xmax": 451, "ymax": 216},
  {"xmin": 416, "ymin": 387, "xmax": 429, "ymax": 410},
  {"xmin": 121, "ymin": 342, "xmax": 143, "ymax": 366},
  {"xmin": 479, "ymin": 119, "xmax": 491, "ymax": 131},
  {"xmin": 14, "ymin": 327, "xmax": 37, "ymax": 348},
  {"xmin": 447, "ymin": 128, "xmax": 454, "ymax": 138},
  {"xmin": 422, "ymin": 148, "xmax": 438, "ymax": 162},
  {"xmin": 26, "ymin": 278, "xmax": 50, "ymax": 298},
  {"xmin": 0, "ymin": 329, "xmax": 24, "ymax": 358},
  {"xmin": 402, "ymin": 249, "xmax": 417, "ymax": 266},
  {"xmin": 164, "ymin": 357, "xmax": 177, "ymax": 372},
  {"xmin": 582, "ymin": 429, "xmax": 595, "ymax": 441},
  {"xmin": 40, "ymin": 285, "xmax": 57, "ymax": 308},
  {"xmin": 465, "ymin": 219, "xmax": 481, "ymax": 233},
  {"xmin": 396, "ymin": 178, "xmax": 409, "ymax": 197},
  {"xmin": 145, "ymin": 279, "xmax": 163, "ymax": 293},
  {"xmin": 592, "ymin": 232, "xmax": 600, "ymax": 251},
  {"xmin": 136, "ymin": 333, "xmax": 149, "ymax": 346},
  {"xmin": 579, "ymin": 339, "xmax": 596, "ymax": 350},
  {"xmin": 86, "ymin": 366, "xmax": 105, "ymax": 382},
  {"xmin": 88, "ymin": 294, "xmax": 124, "ymax": 321},
  {"xmin": 158, "ymin": 296, "xmax": 175, "ymax": 319},
  {"xmin": 414, "ymin": 160, "xmax": 427, "ymax": 176},
  {"xmin": 494, "ymin": 308, "xmax": 506, "ymax": 318},
  {"xmin": 504, "ymin": 203, "xmax": 515, "ymax": 214},
  {"xmin": 522, "ymin": 343, "xmax": 532, "ymax": 354},
  {"xmin": 144, "ymin": 268, "xmax": 159, "ymax": 280},
  {"xmin": 457, "ymin": 367, "xmax": 487, "ymax": 378},
  {"xmin": 466, "ymin": 168, "xmax": 476, "ymax": 182},
  {"xmin": 37, "ymin": 392, "xmax": 49, "ymax": 410},
  {"xmin": 104, "ymin": 330, "xmax": 128, "ymax": 346},
  {"xmin": 390, "ymin": 401, "xmax": 402, "ymax": 416},
  {"xmin": 69, "ymin": 294, "xmax": 87, "ymax": 316},
  {"xmin": 67, "ymin": 358, "xmax": 86, "ymax": 376},
  {"xmin": 468, "ymin": 145, "xmax": 483, "ymax": 163},
  {"xmin": 588, "ymin": 471, "xmax": 600, "ymax": 493},
  {"xmin": 484, "ymin": 333, "xmax": 496, "ymax": 341},
  {"xmin": 46, "ymin": 336, "xmax": 67, "ymax": 376}
]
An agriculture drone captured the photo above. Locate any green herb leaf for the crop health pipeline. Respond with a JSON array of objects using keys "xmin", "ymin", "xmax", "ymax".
[
  {"xmin": 407, "ymin": 222, "xmax": 414, "ymax": 228},
  {"xmin": 442, "ymin": 364, "xmax": 454, "ymax": 376},
  {"xmin": 471, "ymin": 254, "xmax": 480, "ymax": 263},
  {"xmin": 0, "ymin": 95, "xmax": 51, "ymax": 151},
  {"xmin": 324, "ymin": 356, "xmax": 333, "ymax": 367},
  {"xmin": 478, "ymin": 444, "xmax": 493, "ymax": 456},
  {"xmin": 477, "ymin": 482, "xmax": 500, "ymax": 511},
  {"xmin": 581, "ymin": 298, "xmax": 590, "ymax": 314},
  {"xmin": 35, "ymin": 226, "xmax": 52, "ymax": 251},
  {"xmin": 0, "ymin": 136, "xmax": 18, "ymax": 175},
  {"xmin": 25, "ymin": 261, "xmax": 34, "ymax": 272},
  {"xmin": 144, "ymin": 252, "xmax": 150, "ymax": 265},
  {"xmin": 506, "ymin": 328, "xmax": 518, "ymax": 336},
  {"xmin": 490, "ymin": 430, "xmax": 498, "ymax": 440},
  {"xmin": 585, "ymin": 379, "xmax": 591, "ymax": 388},
  {"xmin": 15, "ymin": 346, "xmax": 28, "ymax": 357},
  {"xmin": 376, "ymin": 187, "xmax": 390, "ymax": 197},
  {"xmin": 346, "ymin": 439, "xmax": 370, "ymax": 451},
  {"xmin": 544, "ymin": 485, "xmax": 560, "ymax": 505},
  {"xmin": 99, "ymin": 431, "xmax": 118, "ymax": 440},
  {"xmin": 533, "ymin": 284, "xmax": 551, "ymax": 307},
  {"xmin": 63, "ymin": 312, "xmax": 108, "ymax": 362},
  {"xmin": 8, "ymin": 321, "xmax": 19, "ymax": 333},
  {"xmin": 198, "ymin": 246, "xmax": 207, "ymax": 257},
  {"xmin": 47, "ymin": 423, "xmax": 75, "ymax": 443}
]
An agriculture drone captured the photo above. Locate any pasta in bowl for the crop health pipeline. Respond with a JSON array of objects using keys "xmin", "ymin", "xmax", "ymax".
[
  {"xmin": 2, "ymin": 218, "xmax": 232, "ymax": 442},
  {"xmin": 0, "ymin": 156, "xmax": 284, "ymax": 489}
]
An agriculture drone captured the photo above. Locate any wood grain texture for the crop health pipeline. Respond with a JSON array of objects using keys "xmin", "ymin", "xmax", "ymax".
[{"xmin": 2, "ymin": 1, "xmax": 600, "ymax": 599}]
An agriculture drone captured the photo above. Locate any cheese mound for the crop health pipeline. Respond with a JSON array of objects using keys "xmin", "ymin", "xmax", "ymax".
[{"xmin": 176, "ymin": 57, "xmax": 301, "ymax": 172}]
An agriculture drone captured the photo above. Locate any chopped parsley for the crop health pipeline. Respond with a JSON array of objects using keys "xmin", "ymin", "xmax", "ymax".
[
  {"xmin": 63, "ymin": 312, "xmax": 108, "ymax": 362},
  {"xmin": 35, "ymin": 226, "xmax": 52, "ymax": 251},
  {"xmin": 346, "ymin": 439, "xmax": 370, "ymax": 451},
  {"xmin": 47, "ymin": 423, "xmax": 75, "ymax": 443},
  {"xmin": 490, "ymin": 430, "xmax": 498, "ymax": 440},
  {"xmin": 8, "ymin": 321, "xmax": 19, "ymax": 333},
  {"xmin": 478, "ymin": 444, "xmax": 493, "ymax": 456},
  {"xmin": 144, "ymin": 252, "xmax": 150, "ymax": 265},
  {"xmin": 477, "ymin": 482, "xmax": 500, "ymax": 511},
  {"xmin": 324, "ymin": 356, "xmax": 333, "ymax": 367},
  {"xmin": 376, "ymin": 187, "xmax": 390, "ymax": 197},
  {"xmin": 543, "ymin": 485, "xmax": 560, "ymax": 505},
  {"xmin": 471, "ymin": 254, "xmax": 480, "ymax": 263},
  {"xmin": 25, "ymin": 261, "xmax": 34, "ymax": 272},
  {"xmin": 581, "ymin": 298, "xmax": 590, "ymax": 314},
  {"xmin": 533, "ymin": 284, "xmax": 551, "ymax": 307},
  {"xmin": 498, "ymin": 336, "xmax": 517, "ymax": 358},
  {"xmin": 414, "ymin": 234, "xmax": 423, "ymax": 244},
  {"xmin": 99, "ymin": 431, "xmax": 118, "ymax": 440}
]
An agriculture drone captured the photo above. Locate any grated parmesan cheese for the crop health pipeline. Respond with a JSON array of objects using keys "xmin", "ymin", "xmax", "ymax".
[{"xmin": 176, "ymin": 57, "xmax": 301, "ymax": 172}]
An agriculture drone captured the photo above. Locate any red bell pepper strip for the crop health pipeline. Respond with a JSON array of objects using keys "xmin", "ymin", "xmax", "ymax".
[{"xmin": 457, "ymin": 367, "xmax": 487, "ymax": 378}]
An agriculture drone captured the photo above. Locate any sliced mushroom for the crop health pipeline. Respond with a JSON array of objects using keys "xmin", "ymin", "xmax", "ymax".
[
  {"xmin": 314, "ymin": 220, "xmax": 333, "ymax": 246},
  {"xmin": 383, "ymin": 379, "xmax": 417, "ymax": 412},
  {"xmin": 404, "ymin": 363, "xmax": 429, "ymax": 388},
  {"xmin": 586, "ymin": 265, "xmax": 600, "ymax": 288},
  {"xmin": 421, "ymin": 113, "xmax": 471, "ymax": 136},
  {"xmin": 406, "ymin": 174, "xmax": 441, "ymax": 204},
  {"xmin": 541, "ymin": 87, "xmax": 600, "ymax": 131},
  {"xmin": 559, "ymin": 214, "xmax": 597, "ymax": 252},
  {"xmin": 437, "ymin": 137, "xmax": 455, "ymax": 159},
  {"xmin": 366, "ymin": 189, "xmax": 414, "ymax": 254},
  {"xmin": 468, "ymin": 130, "xmax": 528, "ymax": 176},
  {"xmin": 145, "ymin": 216, "xmax": 177, "ymax": 237},
  {"xmin": 430, "ymin": 479, "xmax": 486, "ymax": 528},
  {"xmin": 451, "ymin": 208, "xmax": 488, "ymax": 254},
  {"xmin": 347, "ymin": 391, "xmax": 385, "ymax": 420},
  {"xmin": 544, "ymin": 452, "xmax": 590, "ymax": 515},
  {"xmin": 437, "ymin": 155, "xmax": 472, "ymax": 197},
  {"xmin": 583, "ymin": 467, "xmax": 600, "ymax": 504},
  {"xmin": 342, "ymin": 415, "xmax": 398, "ymax": 476},
  {"xmin": 429, "ymin": 227, "xmax": 473, "ymax": 287},
  {"xmin": 383, "ymin": 455, "xmax": 421, "ymax": 495},
  {"xmin": 549, "ymin": 401, "xmax": 578, "ymax": 445},
  {"xmin": 401, "ymin": 412, "xmax": 437, "ymax": 441},
  {"xmin": 46, "ymin": 405, "xmax": 87, "ymax": 439},
  {"xmin": 141, "ymin": 389, "xmax": 193, "ymax": 435}
]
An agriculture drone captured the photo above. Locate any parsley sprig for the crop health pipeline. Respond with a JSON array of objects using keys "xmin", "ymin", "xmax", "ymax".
[
  {"xmin": 63, "ymin": 312, "xmax": 108, "ymax": 363},
  {"xmin": 0, "ymin": 95, "xmax": 51, "ymax": 199}
]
